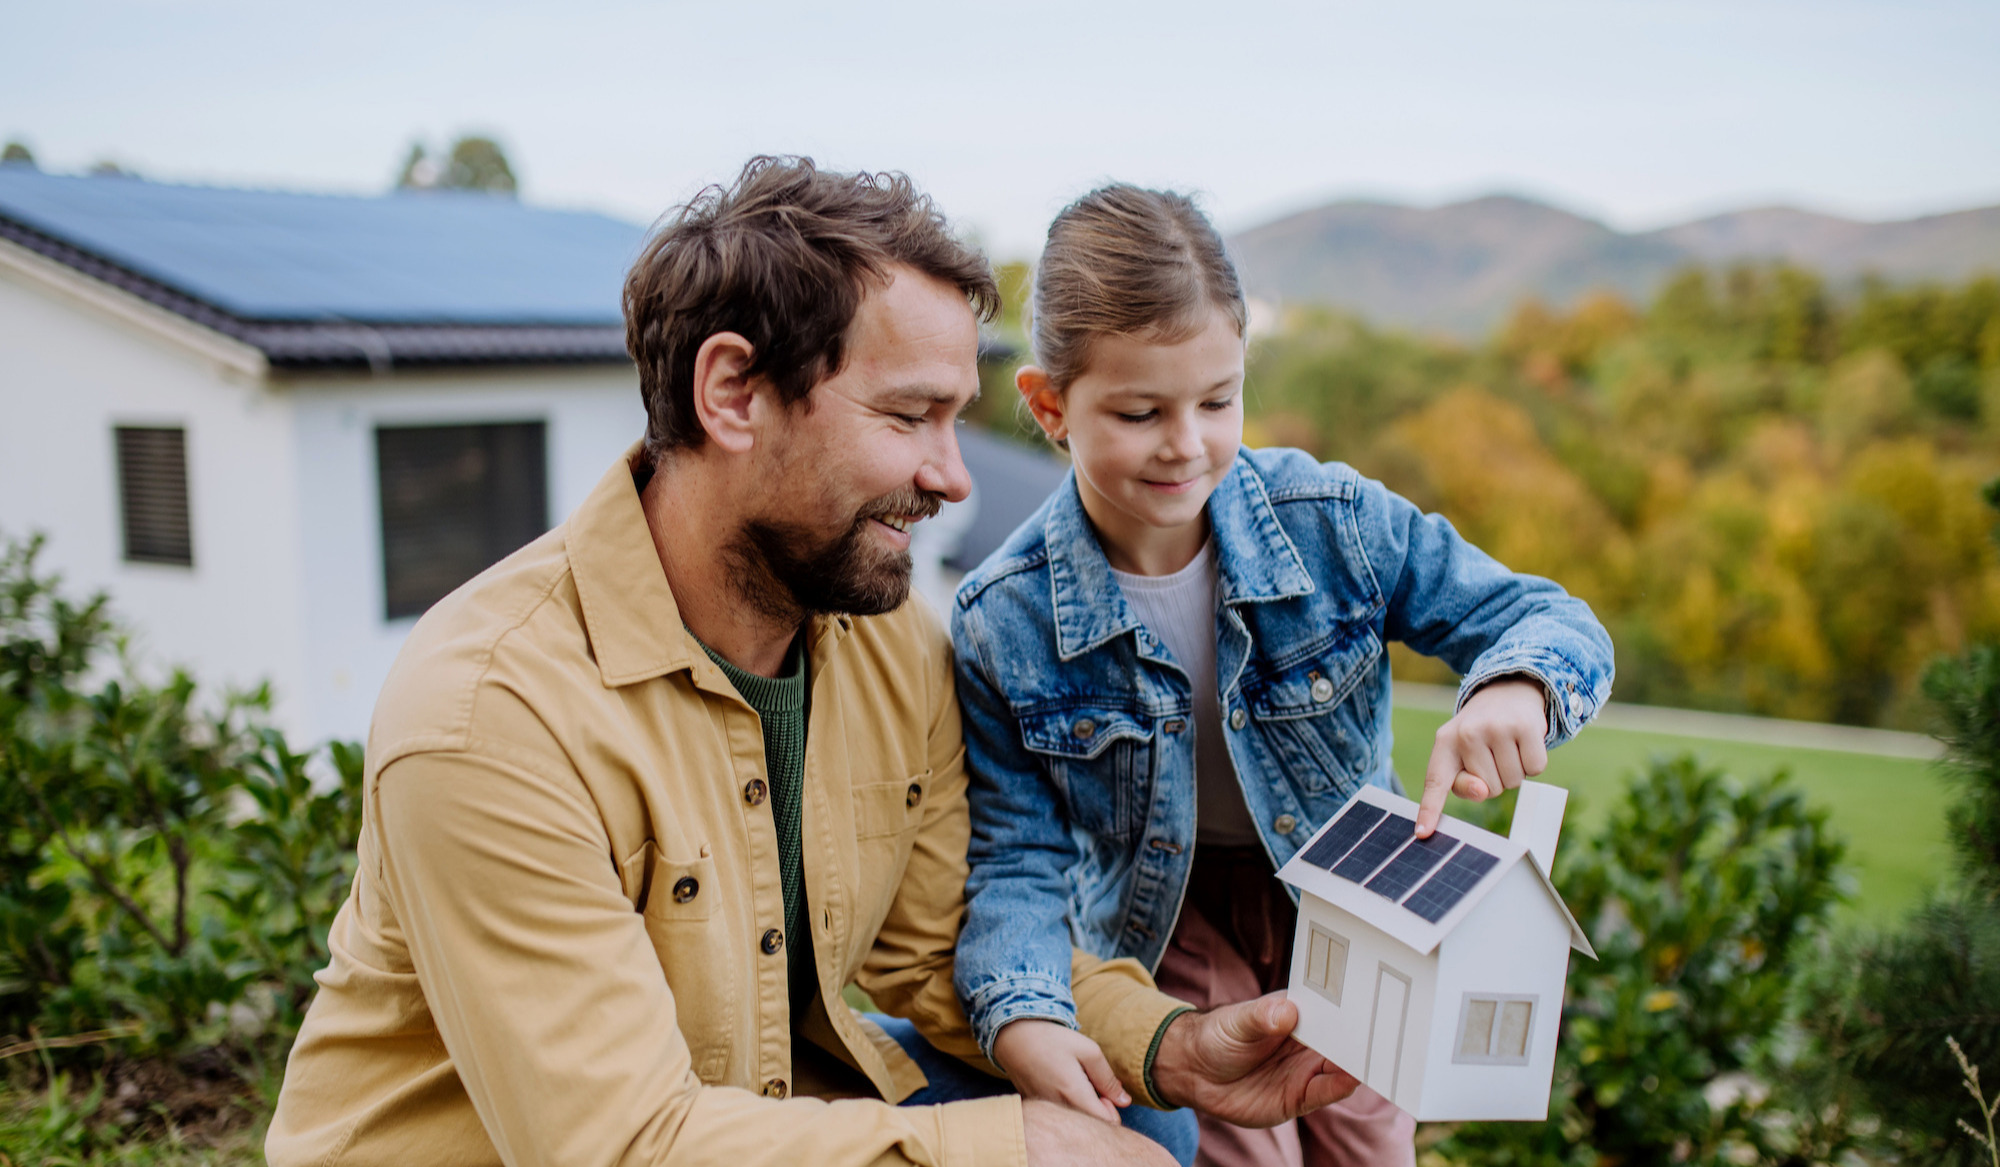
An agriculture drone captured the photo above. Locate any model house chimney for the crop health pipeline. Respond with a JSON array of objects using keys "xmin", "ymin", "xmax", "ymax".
[{"xmin": 1510, "ymin": 781, "xmax": 1567, "ymax": 874}]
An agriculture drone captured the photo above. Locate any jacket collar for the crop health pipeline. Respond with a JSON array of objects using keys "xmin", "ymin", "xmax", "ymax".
[
  {"xmin": 1043, "ymin": 451, "xmax": 1314, "ymax": 661},
  {"xmin": 566, "ymin": 445, "xmax": 845, "ymax": 689}
]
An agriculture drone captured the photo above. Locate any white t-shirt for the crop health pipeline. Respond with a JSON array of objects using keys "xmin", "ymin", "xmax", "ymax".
[{"xmin": 1110, "ymin": 541, "xmax": 1262, "ymax": 847}]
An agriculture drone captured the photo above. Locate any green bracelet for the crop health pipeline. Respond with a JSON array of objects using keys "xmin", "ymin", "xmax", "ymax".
[{"xmin": 1143, "ymin": 1006, "xmax": 1198, "ymax": 1108}]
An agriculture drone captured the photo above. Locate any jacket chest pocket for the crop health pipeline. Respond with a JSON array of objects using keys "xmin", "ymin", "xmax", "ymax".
[
  {"xmin": 1241, "ymin": 630, "xmax": 1381, "ymax": 796},
  {"xmin": 623, "ymin": 842, "xmax": 733, "ymax": 1083},
  {"xmin": 1016, "ymin": 707, "xmax": 1155, "ymax": 842}
]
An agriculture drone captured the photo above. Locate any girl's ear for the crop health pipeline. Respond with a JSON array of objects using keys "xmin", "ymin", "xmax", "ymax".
[{"xmin": 1016, "ymin": 365, "xmax": 1068, "ymax": 443}]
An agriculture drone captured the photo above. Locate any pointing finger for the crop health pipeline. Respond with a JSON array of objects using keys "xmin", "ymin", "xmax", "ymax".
[{"xmin": 1418, "ymin": 735, "xmax": 1460, "ymax": 836}]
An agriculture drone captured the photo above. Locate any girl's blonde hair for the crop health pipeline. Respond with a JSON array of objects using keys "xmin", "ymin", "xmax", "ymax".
[{"xmin": 1029, "ymin": 184, "xmax": 1248, "ymax": 390}]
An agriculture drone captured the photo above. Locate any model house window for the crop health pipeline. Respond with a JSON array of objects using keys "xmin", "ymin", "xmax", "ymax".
[
  {"xmin": 114, "ymin": 426, "xmax": 193, "ymax": 566},
  {"xmin": 376, "ymin": 422, "xmax": 548, "ymax": 619},
  {"xmin": 1454, "ymin": 994, "xmax": 1536, "ymax": 1065},
  {"xmin": 1302, "ymin": 923, "xmax": 1349, "ymax": 1004}
]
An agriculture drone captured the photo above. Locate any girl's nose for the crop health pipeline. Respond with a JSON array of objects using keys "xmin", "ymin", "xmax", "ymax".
[{"xmin": 1164, "ymin": 412, "xmax": 1204, "ymax": 462}]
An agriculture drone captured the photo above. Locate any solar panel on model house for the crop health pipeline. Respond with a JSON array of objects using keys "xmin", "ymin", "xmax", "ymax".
[{"xmin": 1297, "ymin": 800, "xmax": 1500, "ymax": 924}]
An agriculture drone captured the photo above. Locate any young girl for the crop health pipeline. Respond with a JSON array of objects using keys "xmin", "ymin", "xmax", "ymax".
[{"xmin": 949, "ymin": 186, "xmax": 1613, "ymax": 1166}]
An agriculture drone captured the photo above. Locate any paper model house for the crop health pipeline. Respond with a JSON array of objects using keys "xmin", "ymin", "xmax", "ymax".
[{"xmin": 1277, "ymin": 781, "xmax": 1594, "ymax": 1122}]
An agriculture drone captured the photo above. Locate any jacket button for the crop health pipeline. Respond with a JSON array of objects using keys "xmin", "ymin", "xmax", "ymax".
[
  {"xmin": 1273, "ymin": 814, "xmax": 1298, "ymax": 835},
  {"xmin": 1229, "ymin": 708, "xmax": 1248, "ymax": 731},
  {"xmin": 744, "ymin": 779, "xmax": 768, "ymax": 806},
  {"xmin": 1072, "ymin": 718, "xmax": 1097, "ymax": 740},
  {"xmin": 761, "ymin": 928, "xmax": 784, "ymax": 955},
  {"xmin": 1310, "ymin": 677, "xmax": 1335, "ymax": 703},
  {"xmin": 905, "ymin": 781, "xmax": 923, "ymax": 808},
  {"xmin": 1162, "ymin": 718, "xmax": 1186, "ymax": 734},
  {"xmin": 672, "ymin": 876, "xmax": 699, "ymax": 904},
  {"xmin": 762, "ymin": 1077, "xmax": 789, "ymax": 1099}
]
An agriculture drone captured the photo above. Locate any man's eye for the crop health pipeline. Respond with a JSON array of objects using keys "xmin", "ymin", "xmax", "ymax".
[{"xmin": 895, "ymin": 414, "xmax": 926, "ymax": 427}]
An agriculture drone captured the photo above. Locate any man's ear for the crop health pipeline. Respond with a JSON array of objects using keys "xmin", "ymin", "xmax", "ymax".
[
  {"xmin": 1017, "ymin": 365, "xmax": 1067, "ymax": 443},
  {"xmin": 690, "ymin": 332, "xmax": 763, "ymax": 454}
]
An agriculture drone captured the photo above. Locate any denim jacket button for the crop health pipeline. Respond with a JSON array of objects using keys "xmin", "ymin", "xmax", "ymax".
[
  {"xmin": 1162, "ymin": 718, "xmax": 1187, "ymax": 734},
  {"xmin": 1229, "ymin": 708, "xmax": 1248, "ymax": 731},
  {"xmin": 1273, "ymin": 814, "xmax": 1298, "ymax": 835},
  {"xmin": 1072, "ymin": 718, "xmax": 1097, "ymax": 740},
  {"xmin": 1310, "ymin": 677, "xmax": 1335, "ymax": 703}
]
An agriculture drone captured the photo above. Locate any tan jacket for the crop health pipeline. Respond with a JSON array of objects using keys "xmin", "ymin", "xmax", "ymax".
[{"xmin": 267, "ymin": 450, "xmax": 1183, "ymax": 1167}]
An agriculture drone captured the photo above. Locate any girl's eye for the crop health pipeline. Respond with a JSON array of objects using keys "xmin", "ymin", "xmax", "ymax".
[
  {"xmin": 1202, "ymin": 397, "xmax": 1237, "ymax": 412},
  {"xmin": 1116, "ymin": 410, "xmax": 1156, "ymax": 423}
]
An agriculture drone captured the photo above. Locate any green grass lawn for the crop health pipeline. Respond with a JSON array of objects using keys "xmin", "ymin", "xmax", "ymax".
[{"xmin": 1389, "ymin": 705, "xmax": 1953, "ymax": 926}]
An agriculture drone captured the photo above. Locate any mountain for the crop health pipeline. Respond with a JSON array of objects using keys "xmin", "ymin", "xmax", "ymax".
[{"xmin": 1227, "ymin": 195, "xmax": 2000, "ymax": 337}]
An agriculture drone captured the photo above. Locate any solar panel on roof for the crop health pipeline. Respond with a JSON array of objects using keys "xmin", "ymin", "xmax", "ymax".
[
  {"xmin": 1299, "ymin": 802, "xmax": 1388, "ymax": 871},
  {"xmin": 1401, "ymin": 843, "xmax": 1500, "ymax": 923},
  {"xmin": 0, "ymin": 171, "xmax": 644, "ymax": 325},
  {"xmin": 1363, "ymin": 831, "xmax": 1459, "ymax": 901},
  {"xmin": 1330, "ymin": 814, "xmax": 1416, "ymax": 882}
]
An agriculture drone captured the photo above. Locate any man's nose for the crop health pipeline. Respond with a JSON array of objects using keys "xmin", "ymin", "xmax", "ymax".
[{"xmin": 917, "ymin": 426, "xmax": 974, "ymax": 504}]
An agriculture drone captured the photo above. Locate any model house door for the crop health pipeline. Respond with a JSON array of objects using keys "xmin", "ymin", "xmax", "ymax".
[{"xmin": 1364, "ymin": 964, "xmax": 1411, "ymax": 1100}]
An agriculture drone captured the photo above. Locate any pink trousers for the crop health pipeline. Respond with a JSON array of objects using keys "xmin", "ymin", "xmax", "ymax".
[{"xmin": 1152, "ymin": 847, "xmax": 1417, "ymax": 1167}]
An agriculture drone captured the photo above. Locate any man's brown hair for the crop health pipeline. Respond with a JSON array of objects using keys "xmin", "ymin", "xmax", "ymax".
[
  {"xmin": 624, "ymin": 156, "xmax": 999, "ymax": 457},
  {"xmin": 1030, "ymin": 184, "xmax": 1246, "ymax": 391}
]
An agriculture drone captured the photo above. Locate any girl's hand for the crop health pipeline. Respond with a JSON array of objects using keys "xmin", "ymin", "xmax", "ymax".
[
  {"xmin": 1415, "ymin": 678, "xmax": 1549, "ymax": 837},
  {"xmin": 992, "ymin": 1019, "xmax": 1130, "ymax": 1123}
]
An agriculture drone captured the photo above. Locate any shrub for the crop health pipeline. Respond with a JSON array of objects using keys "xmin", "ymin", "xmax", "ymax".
[
  {"xmin": 1429, "ymin": 755, "xmax": 1850, "ymax": 1167},
  {"xmin": 0, "ymin": 531, "xmax": 363, "ymax": 1072}
]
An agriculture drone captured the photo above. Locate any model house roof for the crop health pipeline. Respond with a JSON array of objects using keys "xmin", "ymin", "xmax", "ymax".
[
  {"xmin": 0, "ymin": 168, "xmax": 645, "ymax": 370},
  {"xmin": 1277, "ymin": 784, "xmax": 1594, "ymax": 959}
]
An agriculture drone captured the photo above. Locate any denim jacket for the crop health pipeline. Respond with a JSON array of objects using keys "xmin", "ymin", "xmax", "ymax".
[{"xmin": 947, "ymin": 446, "xmax": 1614, "ymax": 1058}]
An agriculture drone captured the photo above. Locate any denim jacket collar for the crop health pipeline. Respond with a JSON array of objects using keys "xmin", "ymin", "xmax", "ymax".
[{"xmin": 1043, "ymin": 451, "xmax": 1315, "ymax": 661}]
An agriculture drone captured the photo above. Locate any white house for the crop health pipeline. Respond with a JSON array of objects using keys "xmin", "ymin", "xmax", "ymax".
[
  {"xmin": 1277, "ymin": 781, "xmax": 1595, "ymax": 1122},
  {"xmin": 0, "ymin": 167, "xmax": 1060, "ymax": 745}
]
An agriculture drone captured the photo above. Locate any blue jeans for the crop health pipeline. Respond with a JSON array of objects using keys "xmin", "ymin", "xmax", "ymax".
[{"xmin": 868, "ymin": 1014, "xmax": 1199, "ymax": 1166}]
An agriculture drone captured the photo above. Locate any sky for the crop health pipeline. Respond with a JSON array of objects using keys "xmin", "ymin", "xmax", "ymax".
[{"xmin": 6, "ymin": 0, "xmax": 1998, "ymax": 257}]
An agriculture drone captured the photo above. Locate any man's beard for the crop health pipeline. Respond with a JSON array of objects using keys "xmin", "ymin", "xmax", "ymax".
[{"xmin": 725, "ymin": 487, "xmax": 943, "ymax": 622}]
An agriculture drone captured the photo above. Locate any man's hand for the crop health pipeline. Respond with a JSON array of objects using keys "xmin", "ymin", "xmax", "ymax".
[
  {"xmin": 994, "ymin": 1019, "xmax": 1129, "ymax": 1123},
  {"xmin": 1147, "ymin": 993, "xmax": 1357, "ymax": 1128},
  {"xmin": 1021, "ymin": 1099, "xmax": 1175, "ymax": 1167},
  {"xmin": 1416, "ymin": 677, "xmax": 1549, "ymax": 837}
]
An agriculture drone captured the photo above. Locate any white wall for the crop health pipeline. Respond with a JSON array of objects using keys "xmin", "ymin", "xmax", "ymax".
[
  {"xmin": 1288, "ymin": 893, "xmax": 1440, "ymax": 1113},
  {"xmin": 288, "ymin": 366, "xmax": 644, "ymax": 743},
  {"xmin": 1426, "ymin": 865, "xmax": 1574, "ymax": 1121},
  {"xmin": 0, "ymin": 263, "xmax": 309, "ymax": 729}
]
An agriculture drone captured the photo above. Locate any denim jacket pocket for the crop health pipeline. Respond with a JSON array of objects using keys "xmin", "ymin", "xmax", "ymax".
[
  {"xmin": 1241, "ymin": 629, "xmax": 1381, "ymax": 795},
  {"xmin": 1016, "ymin": 706, "xmax": 1155, "ymax": 843}
]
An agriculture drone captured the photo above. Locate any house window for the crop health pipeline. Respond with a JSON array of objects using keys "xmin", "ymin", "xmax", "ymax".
[
  {"xmin": 114, "ymin": 425, "xmax": 193, "ymax": 566},
  {"xmin": 1303, "ymin": 923, "xmax": 1350, "ymax": 1005},
  {"xmin": 376, "ymin": 422, "xmax": 548, "ymax": 619},
  {"xmin": 1453, "ymin": 993, "xmax": 1536, "ymax": 1065}
]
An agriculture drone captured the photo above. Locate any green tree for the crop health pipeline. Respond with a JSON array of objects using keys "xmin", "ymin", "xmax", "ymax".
[
  {"xmin": 0, "ymin": 139, "xmax": 34, "ymax": 168},
  {"xmin": 396, "ymin": 135, "xmax": 518, "ymax": 195},
  {"xmin": 1803, "ymin": 479, "xmax": 2000, "ymax": 1162}
]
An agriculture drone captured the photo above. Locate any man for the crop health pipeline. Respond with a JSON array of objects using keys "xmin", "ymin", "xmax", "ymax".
[{"xmin": 268, "ymin": 156, "xmax": 1354, "ymax": 1167}]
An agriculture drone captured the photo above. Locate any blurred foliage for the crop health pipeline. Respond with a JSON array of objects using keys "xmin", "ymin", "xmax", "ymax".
[
  {"xmin": 0, "ymin": 140, "xmax": 34, "ymax": 168},
  {"xmin": 0, "ymin": 531, "xmax": 363, "ymax": 1158},
  {"xmin": 396, "ymin": 134, "xmax": 518, "ymax": 195},
  {"xmin": 1793, "ymin": 481, "xmax": 2000, "ymax": 1163},
  {"xmin": 1245, "ymin": 265, "xmax": 2000, "ymax": 729},
  {"xmin": 1430, "ymin": 755, "xmax": 1852, "ymax": 1166}
]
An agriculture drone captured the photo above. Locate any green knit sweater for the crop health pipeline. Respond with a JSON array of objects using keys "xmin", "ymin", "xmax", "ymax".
[{"xmin": 699, "ymin": 634, "xmax": 814, "ymax": 1011}]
